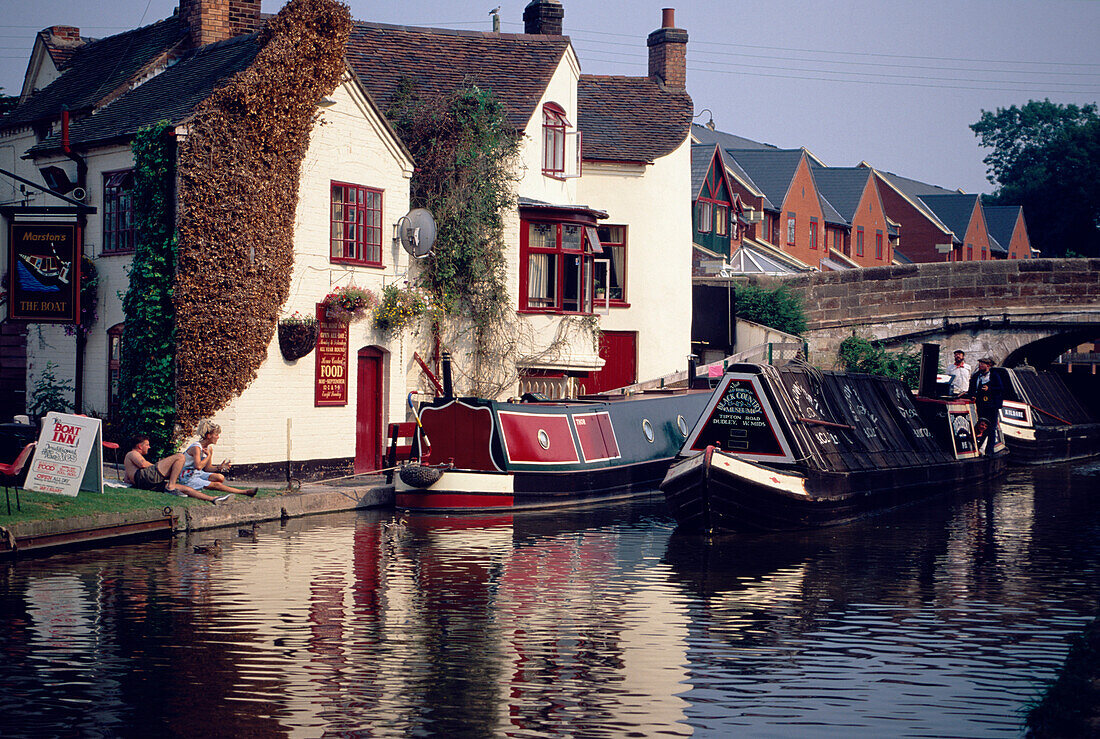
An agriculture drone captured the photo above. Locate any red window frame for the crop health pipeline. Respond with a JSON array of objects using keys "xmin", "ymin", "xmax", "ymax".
[
  {"xmin": 330, "ymin": 182, "xmax": 383, "ymax": 267},
  {"xmin": 981, "ymin": 245, "xmax": 988, "ymax": 260},
  {"xmin": 967, "ymin": 243, "xmax": 973, "ymax": 260},
  {"xmin": 809, "ymin": 218, "xmax": 818, "ymax": 250},
  {"xmin": 856, "ymin": 227, "xmax": 865, "ymax": 257},
  {"xmin": 520, "ymin": 218, "xmax": 599, "ymax": 314},
  {"xmin": 542, "ymin": 103, "xmax": 567, "ymax": 177},
  {"xmin": 875, "ymin": 230, "xmax": 883, "ymax": 260},
  {"xmin": 107, "ymin": 323, "xmax": 124, "ymax": 419},
  {"xmin": 715, "ymin": 204, "xmax": 728, "ymax": 236},
  {"xmin": 595, "ymin": 224, "xmax": 627, "ymax": 306},
  {"xmin": 786, "ymin": 212, "xmax": 796, "ymax": 245},
  {"xmin": 103, "ymin": 169, "xmax": 135, "ymax": 254}
]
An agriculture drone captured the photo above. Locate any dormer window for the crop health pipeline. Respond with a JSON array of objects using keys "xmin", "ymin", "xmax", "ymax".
[{"xmin": 543, "ymin": 103, "xmax": 567, "ymax": 176}]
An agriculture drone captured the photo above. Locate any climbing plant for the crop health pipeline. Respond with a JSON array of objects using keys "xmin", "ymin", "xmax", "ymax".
[
  {"xmin": 173, "ymin": 0, "xmax": 350, "ymax": 432},
  {"xmin": 118, "ymin": 120, "xmax": 177, "ymax": 457},
  {"xmin": 387, "ymin": 81, "xmax": 522, "ymax": 396},
  {"xmin": 837, "ymin": 336, "xmax": 921, "ymax": 389}
]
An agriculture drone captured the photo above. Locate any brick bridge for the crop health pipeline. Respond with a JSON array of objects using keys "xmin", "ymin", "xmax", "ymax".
[{"xmin": 759, "ymin": 258, "xmax": 1100, "ymax": 367}]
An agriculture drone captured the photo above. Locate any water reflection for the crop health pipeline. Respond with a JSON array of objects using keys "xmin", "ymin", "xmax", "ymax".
[{"xmin": 0, "ymin": 464, "xmax": 1097, "ymax": 736}]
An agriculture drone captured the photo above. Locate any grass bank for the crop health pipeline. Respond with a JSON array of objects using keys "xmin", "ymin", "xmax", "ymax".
[{"xmin": 0, "ymin": 485, "xmax": 280, "ymax": 526}]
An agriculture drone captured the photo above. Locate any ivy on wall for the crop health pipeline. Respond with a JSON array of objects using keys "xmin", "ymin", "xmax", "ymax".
[
  {"xmin": 387, "ymin": 83, "xmax": 523, "ymax": 397},
  {"xmin": 119, "ymin": 120, "xmax": 177, "ymax": 457},
  {"xmin": 172, "ymin": 0, "xmax": 350, "ymax": 432}
]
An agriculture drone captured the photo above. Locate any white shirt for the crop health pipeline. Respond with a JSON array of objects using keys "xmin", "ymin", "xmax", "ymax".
[{"xmin": 947, "ymin": 361, "xmax": 972, "ymax": 395}]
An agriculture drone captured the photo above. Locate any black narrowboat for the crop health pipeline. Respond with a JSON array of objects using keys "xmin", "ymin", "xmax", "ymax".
[
  {"xmin": 660, "ymin": 363, "xmax": 1008, "ymax": 534},
  {"xmin": 996, "ymin": 367, "xmax": 1100, "ymax": 465}
]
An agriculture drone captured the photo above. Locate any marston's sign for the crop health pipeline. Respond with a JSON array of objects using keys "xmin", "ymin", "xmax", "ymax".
[
  {"xmin": 315, "ymin": 307, "xmax": 349, "ymax": 406},
  {"xmin": 8, "ymin": 223, "xmax": 80, "ymax": 322}
]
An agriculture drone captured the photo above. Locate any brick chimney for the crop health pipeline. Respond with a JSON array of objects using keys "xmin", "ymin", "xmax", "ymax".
[
  {"xmin": 179, "ymin": 0, "xmax": 261, "ymax": 48},
  {"xmin": 647, "ymin": 8, "xmax": 688, "ymax": 89},
  {"xmin": 47, "ymin": 26, "xmax": 82, "ymax": 44},
  {"xmin": 523, "ymin": 0, "xmax": 564, "ymax": 35}
]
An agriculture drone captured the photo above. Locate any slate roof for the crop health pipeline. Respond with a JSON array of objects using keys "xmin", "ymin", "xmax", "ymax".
[
  {"xmin": 982, "ymin": 205, "xmax": 1022, "ymax": 254},
  {"xmin": 691, "ymin": 143, "xmax": 715, "ymax": 196},
  {"xmin": 867, "ymin": 167, "xmax": 955, "ymax": 235},
  {"xmin": 346, "ymin": 22, "xmax": 569, "ymax": 131},
  {"xmin": 578, "ymin": 75, "xmax": 691, "ymax": 162},
  {"xmin": 717, "ymin": 147, "xmax": 772, "ymax": 208},
  {"xmin": 3, "ymin": 16, "xmax": 189, "ymax": 130},
  {"xmin": 691, "ymin": 124, "xmax": 775, "ymax": 150},
  {"xmin": 918, "ymin": 193, "xmax": 979, "ymax": 242},
  {"xmin": 810, "ymin": 167, "xmax": 869, "ymax": 222},
  {"xmin": 28, "ymin": 34, "xmax": 261, "ymax": 155},
  {"xmin": 723, "ymin": 148, "xmax": 806, "ymax": 212}
]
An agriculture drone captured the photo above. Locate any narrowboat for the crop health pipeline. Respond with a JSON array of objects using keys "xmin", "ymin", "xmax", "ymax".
[
  {"xmin": 660, "ymin": 363, "xmax": 1008, "ymax": 534},
  {"xmin": 392, "ymin": 384, "xmax": 712, "ymax": 513},
  {"xmin": 996, "ymin": 367, "xmax": 1100, "ymax": 465}
]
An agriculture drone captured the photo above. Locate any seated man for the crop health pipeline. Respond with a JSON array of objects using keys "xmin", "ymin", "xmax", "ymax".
[{"xmin": 124, "ymin": 435, "xmax": 230, "ymax": 504}]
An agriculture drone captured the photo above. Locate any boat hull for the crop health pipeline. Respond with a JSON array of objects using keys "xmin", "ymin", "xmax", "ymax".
[
  {"xmin": 662, "ymin": 446, "xmax": 1008, "ymax": 534},
  {"xmin": 1000, "ymin": 421, "xmax": 1100, "ymax": 465}
]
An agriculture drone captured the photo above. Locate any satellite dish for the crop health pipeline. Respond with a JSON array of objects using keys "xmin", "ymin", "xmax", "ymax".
[{"xmin": 397, "ymin": 208, "xmax": 437, "ymax": 259}]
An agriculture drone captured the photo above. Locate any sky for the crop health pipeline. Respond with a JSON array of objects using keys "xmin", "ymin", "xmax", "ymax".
[{"xmin": 2, "ymin": 0, "xmax": 1098, "ymax": 195}]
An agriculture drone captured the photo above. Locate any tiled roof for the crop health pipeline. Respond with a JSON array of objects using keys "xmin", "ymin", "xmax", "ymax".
[
  {"xmin": 868, "ymin": 167, "xmax": 954, "ymax": 234},
  {"xmin": 717, "ymin": 147, "xmax": 772, "ymax": 209},
  {"xmin": 918, "ymin": 193, "xmax": 979, "ymax": 241},
  {"xmin": 28, "ymin": 34, "xmax": 260, "ymax": 155},
  {"xmin": 346, "ymin": 22, "xmax": 569, "ymax": 131},
  {"xmin": 3, "ymin": 16, "xmax": 189, "ymax": 129},
  {"xmin": 41, "ymin": 32, "xmax": 91, "ymax": 71},
  {"xmin": 578, "ymin": 75, "xmax": 692, "ymax": 162},
  {"xmin": 691, "ymin": 143, "xmax": 715, "ymax": 196},
  {"xmin": 691, "ymin": 124, "xmax": 775, "ymax": 150},
  {"xmin": 810, "ymin": 167, "xmax": 869, "ymax": 221},
  {"xmin": 723, "ymin": 148, "xmax": 805, "ymax": 211},
  {"xmin": 982, "ymin": 205, "xmax": 1022, "ymax": 254}
]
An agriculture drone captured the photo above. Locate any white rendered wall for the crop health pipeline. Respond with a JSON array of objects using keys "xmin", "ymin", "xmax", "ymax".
[
  {"xmin": 204, "ymin": 77, "xmax": 414, "ymax": 465},
  {"xmin": 578, "ymin": 137, "xmax": 694, "ymax": 384}
]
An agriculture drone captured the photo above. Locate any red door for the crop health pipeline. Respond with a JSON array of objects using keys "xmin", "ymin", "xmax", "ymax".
[
  {"xmin": 583, "ymin": 331, "xmax": 637, "ymax": 394},
  {"xmin": 355, "ymin": 347, "xmax": 384, "ymax": 473}
]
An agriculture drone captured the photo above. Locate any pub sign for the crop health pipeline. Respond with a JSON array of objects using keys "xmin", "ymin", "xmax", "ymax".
[
  {"xmin": 7, "ymin": 222, "xmax": 80, "ymax": 322},
  {"xmin": 315, "ymin": 306, "xmax": 349, "ymax": 406}
]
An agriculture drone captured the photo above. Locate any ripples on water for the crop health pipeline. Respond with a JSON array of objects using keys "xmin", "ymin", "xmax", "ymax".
[{"xmin": 1, "ymin": 462, "xmax": 1098, "ymax": 737}]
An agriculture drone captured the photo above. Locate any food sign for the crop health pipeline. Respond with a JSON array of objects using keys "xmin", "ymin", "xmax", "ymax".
[
  {"xmin": 315, "ymin": 308, "xmax": 349, "ymax": 406},
  {"xmin": 26, "ymin": 412, "xmax": 104, "ymax": 497}
]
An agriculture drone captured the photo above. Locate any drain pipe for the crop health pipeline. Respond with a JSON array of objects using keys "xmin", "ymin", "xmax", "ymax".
[
  {"xmin": 61, "ymin": 105, "xmax": 89, "ymax": 413},
  {"xmin": 441, "ymin": 352, "xmax": 454, "ymax": 400}
]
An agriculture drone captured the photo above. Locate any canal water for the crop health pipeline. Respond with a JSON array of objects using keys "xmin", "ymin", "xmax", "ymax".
[{"xmin": 1, "ymin": 462, "xmax": 1098, "ymax": 737}]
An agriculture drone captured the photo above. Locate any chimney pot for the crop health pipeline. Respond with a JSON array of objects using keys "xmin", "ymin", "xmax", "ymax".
[{"xmin": 662, "ymin": 8, "xmax": 675, "ymax": 28}]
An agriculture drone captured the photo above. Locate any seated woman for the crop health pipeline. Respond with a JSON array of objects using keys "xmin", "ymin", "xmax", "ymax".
[{"xmin": 179, "ymin": 420, "xmax": 258, "ymax": 497}]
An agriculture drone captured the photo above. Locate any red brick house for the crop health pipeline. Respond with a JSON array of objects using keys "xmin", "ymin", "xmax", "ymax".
[
  {"xmin": 810, "ymin": 166, "xmax": 894, "ymax": 268},
  {"xmin": 919, "ymin": 193, "xmax": 994, "ymax": 262},
  {"xmin": 983, "ymin": 205, "xmax": 1033, "ymax": 260}
]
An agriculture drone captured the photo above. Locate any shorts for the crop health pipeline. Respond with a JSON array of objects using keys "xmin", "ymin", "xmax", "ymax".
[
  {"xmin": 179, "ymin": 469, "xmax": 214, "ymax": 491},
  {"xmin": 133, "ymin": 465, "xmax": 168, "ymax": 492}
]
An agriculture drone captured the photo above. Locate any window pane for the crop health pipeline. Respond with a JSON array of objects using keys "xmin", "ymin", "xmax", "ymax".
[
  {"xmin": 530, "ymin": 223, "xmax": 555, "ymax": 250},
  {"xmin": 608, "ymin": 246, "xmax": 625, "ymax": 301},
  {"xmin": 527, "ymin": 252, "xmax": 556, "ymax": 307},
  {"xmin": 563, "ymin": 253, "xmax": 582, "ymax": 312},
  {"xmin": 562, "ymin": 225, "xmax": 582, "ymax": 251}
]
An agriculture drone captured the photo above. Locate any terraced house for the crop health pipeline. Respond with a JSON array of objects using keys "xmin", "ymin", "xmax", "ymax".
[{"xmin": 0, "ymin": 0, "xmax": 696, "ymax": 475}]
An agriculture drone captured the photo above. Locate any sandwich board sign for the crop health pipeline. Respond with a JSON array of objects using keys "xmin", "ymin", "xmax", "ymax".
[{"xmin": 25, "ymin": 413, "xmax": 104, "ymax": 496}]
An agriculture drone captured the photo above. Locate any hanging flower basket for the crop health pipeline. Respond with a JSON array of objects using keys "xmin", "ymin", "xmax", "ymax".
[
  {"xmin": 373, "ymin": 283, "xmax": 427, "ymax": 335},
  {"xmin": 278, "ymin": 313, "xmax": 319, "ymax": 361},
  {"xmin": 321, "ymin": 285, "xmax": 379, "ymax": 324}
]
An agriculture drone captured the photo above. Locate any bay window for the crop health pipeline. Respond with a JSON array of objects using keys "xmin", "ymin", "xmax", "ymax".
[
  {"xmin": 594, "ymin": 225, "xmax": 626, "ymax": 305},
  {"xmin": 521, "ymin": 218, "xmax": 603, "ymax": 313}
]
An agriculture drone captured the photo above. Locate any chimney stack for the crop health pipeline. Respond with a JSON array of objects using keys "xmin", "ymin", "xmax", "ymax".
[
  {"xmin": 179, "ymin": 0, "xmax": 261, "ymax": 48},
  {"xmin": 523, "ymin": 0, "xmax": 564, "ymax": 35},
  {"xmin": 647, "ymin": 8, "xmax": 688, "ymax": 89},
  {"xmin": 47, "ymin": 26, "xmax": 82, "ymax": 44}
]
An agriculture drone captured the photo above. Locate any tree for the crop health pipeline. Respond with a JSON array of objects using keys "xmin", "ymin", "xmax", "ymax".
[
  {"xmin": 971, "ymin": 100, "xmax": 1100, "ymax": 258},
  {"xmin": 0, "ymin": 88, "xmax": 18, "ymax": 119}
]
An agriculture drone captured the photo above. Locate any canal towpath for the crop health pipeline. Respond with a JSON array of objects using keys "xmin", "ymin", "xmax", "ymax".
[{"xmin": 0, "ymin": 472, "xmax": 393, "ymax": 557}]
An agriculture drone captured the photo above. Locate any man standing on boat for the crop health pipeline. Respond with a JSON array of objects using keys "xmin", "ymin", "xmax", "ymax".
[
  {"xmin": 946, "ymin": 349, "xmax": 972, "ymax": 397},
  {"xmin": 966, "ymin": 357, "xmax": 1004, "ymax": 451}
]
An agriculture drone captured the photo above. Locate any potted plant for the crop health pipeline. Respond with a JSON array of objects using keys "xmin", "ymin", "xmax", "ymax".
[
  {"xmin": 321, "ymin": 285, "xmax": 379, "ymax": 324},
  {"xmin": 278, "ymin": 312, "xmax": 319, "ymax": 361},
  {"xmin": 373, "ymin": 283, "xmax": 427, "ymax": 335}
]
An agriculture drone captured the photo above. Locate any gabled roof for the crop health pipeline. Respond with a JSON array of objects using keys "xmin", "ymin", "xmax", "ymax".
[
  {"xmin": 716, "ymin": 147, "xmax": 771, "ymax": 208},
  {"xmin": 3, "ymin": 16, "xmax": 189, "ymax": 130},
  {"xmin": 983, "ymin": 205, "xmax": 1023, "ymax": 254},
  {"xmin": 28, "ymin": 34, "xmax": 261, "ymax": 155},
  {"xmin": 40, "ymin": 30, "xmax": 90, "ymax": 71},
  {"xmin": 723, "ymin": 148, "xmax": 806, "ymax": 212},
  {"xmin": 810, "ymin": 167, "xmax": 871, "ymax": 222},
  {"xmin": 346, "ymin": 22, "xmax": 569, "ymax": 131},
  {"xmin": 578, "ymin": 75, "xmax": 691, "ymax": 162},
  {"xmin": 691, "ymin": 143, "xmax": 715, "ymax": 196},
  {"xmin": 691, "ymin": 123, "xmax": 775, "ymax": 150},
  {"xmin": 918, "ymin": 193, "xmax": 980, "ymax": 241},
  {"xmin": 864, "ymin": 165, "xmax": 955, "ymax": 235}
]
